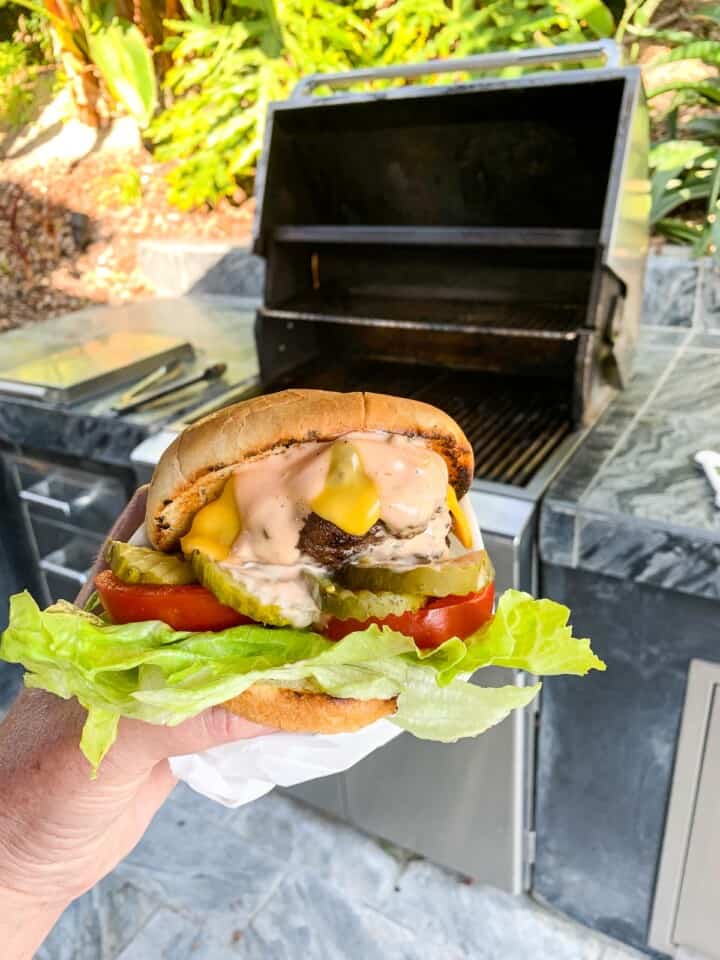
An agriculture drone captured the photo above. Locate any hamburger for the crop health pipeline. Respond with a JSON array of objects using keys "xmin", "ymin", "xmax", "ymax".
[{"xmin": 1, "ymin": 389, "xmax": 604, "ymax": 772}]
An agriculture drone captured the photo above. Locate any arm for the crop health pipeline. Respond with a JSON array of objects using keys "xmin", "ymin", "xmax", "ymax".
[
  {"xmin": 0, "ymin": 891, "xmax": 62, "ymax": 960},
  {"xmin": 0, "ymin": 488, "xmax": 275, "ymax": 958}
]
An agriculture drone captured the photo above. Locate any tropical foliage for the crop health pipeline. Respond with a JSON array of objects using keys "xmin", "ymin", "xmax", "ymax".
[
  {"xmin": 1, "ymin": 0, "xmax": 160, "ymax": 126},
  {"xmin": 0, "ymin": 9, "xmax": 53, "ymax": 129},
  {"xmin": 622, "ymin": 0, "xmax": 720, "ymax": 259},
  {"xmin": 148, "ymin": 0, "xmax": 615, "ymax": 209},
  {"xmin": 2, "ymin": 0, "xmax": 717, "ymax": 260}
]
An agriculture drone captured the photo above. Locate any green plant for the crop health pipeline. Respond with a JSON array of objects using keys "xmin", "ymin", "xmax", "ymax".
[
  {"xmin": 95, "ymin": 165, "xmax": 144, "ymax": 205},
  {"xmin": 1, "ymin": 0, "xmax": 161, "ymax": 126},
  {"xmin": 0, "ymin": 38, "xmax": 48, "ymax": 127},
  {"xmin": 150, "ymin": 0, "xmax": 614, "ymax": 210},
  {"xmin": 0, "ymin": 5, "xmax": 55, "ymax": 128},
  {"xmin": 85, "ymin": 11, "xmax": 158, "ymax": 127},
  {"xmin": 627, "ymin": 1, "xmax": 720, "ymax": 259}
]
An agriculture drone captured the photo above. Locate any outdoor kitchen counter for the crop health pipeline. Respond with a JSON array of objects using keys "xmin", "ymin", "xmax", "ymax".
[
  {"xmin": 534, "ymin": 256, "xmax": 720, "ymax": 959},
  {"xmin": 539, "ymin": 321, "xmax": 720, "ymax": 602},
  {"xmin": 0, "ymin": 296, "xmax": 258, "ymax": 468}
]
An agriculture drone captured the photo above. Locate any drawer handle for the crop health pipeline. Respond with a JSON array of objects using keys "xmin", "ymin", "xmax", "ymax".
[
  {"xmin": 39, "ymin": 558, "xmax": 89, "ymax": 585},
  {"xmin": 20, "ymin": 489, "xmax": 72, "ymax": 516}
]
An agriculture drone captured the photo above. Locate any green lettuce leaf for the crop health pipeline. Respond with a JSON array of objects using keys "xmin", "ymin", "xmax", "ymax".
[
  {"xmin": 1, "ymin": 592, "xmax": 539, "ymax": 772},
  {"xmin": 446, "ymin": 589, "xmax": 606, "ymax": 682}
]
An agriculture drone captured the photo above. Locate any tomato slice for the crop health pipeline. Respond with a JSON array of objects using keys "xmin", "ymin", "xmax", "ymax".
[
  {"xmin": 95, "ymin": 570, "xmax": 254, "ymax": 632},
  {"xmin": 325, "ymin": 582, "xmax": 495, "ymax": 649}
]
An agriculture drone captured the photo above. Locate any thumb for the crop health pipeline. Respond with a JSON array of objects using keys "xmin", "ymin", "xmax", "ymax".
[{"xmin": 116, "ymin": 706, "xmax": 275, "ymax": 772}]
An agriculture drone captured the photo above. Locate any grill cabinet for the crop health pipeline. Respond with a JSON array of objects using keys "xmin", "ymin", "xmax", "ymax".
[{"xmin": 252, "ymin": 42, "xmax": 649, "ymax": 891}]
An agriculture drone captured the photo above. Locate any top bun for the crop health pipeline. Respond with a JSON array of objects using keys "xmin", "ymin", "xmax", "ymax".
[{"xmin": 146, "ymin": 389, "xmax": 474, "ymax": 551}]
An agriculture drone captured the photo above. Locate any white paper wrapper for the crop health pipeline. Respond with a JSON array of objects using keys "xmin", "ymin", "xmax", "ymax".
[
  {"xmin": 169, "ymin": 720, "xmax": 403, "ymax": 806},
  {"xmin": 132, "ymin": 495, "xmax": 482, "ymax": 807}
]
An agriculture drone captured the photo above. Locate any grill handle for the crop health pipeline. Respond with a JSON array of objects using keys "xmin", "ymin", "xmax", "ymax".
[{"xmin": 291, "ymin": 40, "xmax": 621, "ymax": 99}]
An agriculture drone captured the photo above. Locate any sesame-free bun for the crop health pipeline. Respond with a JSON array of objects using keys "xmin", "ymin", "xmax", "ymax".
[
  {"xmin": 221, "ymin": 683, "xmax": 397, "ymax": 733},
  {"xmin": 147, "ymin": 389, "xmax": 474, "ymax": 550}
]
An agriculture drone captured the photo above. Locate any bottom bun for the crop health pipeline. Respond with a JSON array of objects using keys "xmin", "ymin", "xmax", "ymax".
[{"xmin": 222, "ymin": 683, "xmax": 397, "ymax": 733}]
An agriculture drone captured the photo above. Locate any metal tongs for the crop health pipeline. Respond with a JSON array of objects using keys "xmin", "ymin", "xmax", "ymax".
[
  {"xmin": 112, "ymin": 363, "xmax": 227, "ymax": 415},
  {"xmin": 113, "ymin": 361, "xmax": 182, "ymax": 411}
]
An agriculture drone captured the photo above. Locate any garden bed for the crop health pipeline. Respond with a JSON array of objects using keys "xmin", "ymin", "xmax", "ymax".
[{"xmin": 0, "ymin": 148, "xmax": 253, "ymax": 331}]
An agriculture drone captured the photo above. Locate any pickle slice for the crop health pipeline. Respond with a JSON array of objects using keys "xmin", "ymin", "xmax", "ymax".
[
  {"xmin": 340, "ymin": 549, "xmax": 494, "ymax": 598},
  {"xmin": 319, "ymin": 581, "xmax": 424, "ymax": 621},
  {"xmin": 106, "ymin": 541, "xmax": 196, "ymax": 585},
  {"xmin": 191, "ymin": 552, "xmax": 315, "ymax": 627}
]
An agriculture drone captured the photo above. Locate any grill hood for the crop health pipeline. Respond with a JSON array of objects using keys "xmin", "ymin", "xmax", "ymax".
[{"xmin": 252, "ymin": 41, "xmax": 650, "ymax": 488}]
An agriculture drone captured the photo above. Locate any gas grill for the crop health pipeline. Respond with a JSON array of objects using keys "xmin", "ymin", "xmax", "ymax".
[{"xmin": 249, "ymin": 40, "xmax": 649, "ymax": 893}]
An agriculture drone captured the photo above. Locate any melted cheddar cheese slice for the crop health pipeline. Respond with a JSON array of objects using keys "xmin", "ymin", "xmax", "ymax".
[
  {"xmin": 447, "ymin": 485, "xmax": 473, "ymax": 549},
  {"xmin": 180, "ymin": 477, "xmax": 241, "ymax": 561},
  {"xmin": 311, "ymin": 441, "xmax": 381, "ymax": 537}
]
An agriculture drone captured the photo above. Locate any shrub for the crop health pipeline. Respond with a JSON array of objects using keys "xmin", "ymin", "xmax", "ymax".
[
  {"xmin": 623, "ymin": 0, "xmax": 720, "ymax": 259},
  {"xmin": 149, "ymin": 0, "xmax": 615, "ymax": 210}
]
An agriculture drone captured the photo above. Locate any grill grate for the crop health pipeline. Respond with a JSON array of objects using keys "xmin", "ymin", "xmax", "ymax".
[{"xmin": 273, "ymin": 361, "xmax": 571, "ymax": 487}]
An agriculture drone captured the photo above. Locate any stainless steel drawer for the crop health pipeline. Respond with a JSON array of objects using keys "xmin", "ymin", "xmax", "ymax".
[
  {"xmin": 39, "ymin": 535, "xmax": 100, "ymax": 599},
  {"xmin": 650, "ymin": 660, "xmax": 720, "ymax": 958},
  {"xmin": 20, "ymin": 470, "xmax": 126, "ymax": 534},
  {"xmin": 31, "ymin": 517, "xmax": 102, "ymax": 559}
]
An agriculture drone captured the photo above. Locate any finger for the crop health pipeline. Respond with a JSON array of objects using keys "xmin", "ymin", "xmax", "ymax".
[
  {"xmin": 111, "ymin": 706, "xmax": 275, "ymax": 774},
  {"xmin": 75, "ymin": 486, "xmax": 149, "ymax": 607},
  {"xmin": 135, "ymin": 760, "xmax": 177, "ymax": 813}
]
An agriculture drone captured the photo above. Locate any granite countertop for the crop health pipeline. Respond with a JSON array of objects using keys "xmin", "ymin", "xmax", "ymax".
[
  {"xmin": 0, "ymin": 297, "xmax": 259, "ymax": 468},
  {"xmin": 540, "ymin": 253, "xmax": 720, "ymax": 601}
]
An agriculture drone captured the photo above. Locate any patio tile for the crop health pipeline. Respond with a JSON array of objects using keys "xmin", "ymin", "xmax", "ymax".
[
  {"xmin": 119, "ymin": 805, "xmax": 287, "ymax": 916},
  {"xmin": 377, "ymin": 861, "xmax": 603, "ymax": 960},
  {"xmin": 114, "ymin": 909, "xmax": 202, "ymax": 960},
  {"xmin": 238, "ymin": 867, "xmax": 465, "ymax": 960},
  {"xmin": 37, "ymin": 871, "xmax": 162, "ymax": 960},
  {"xmin": 226, "ymin": 790, "xmax": 401, "ymax": 905}
]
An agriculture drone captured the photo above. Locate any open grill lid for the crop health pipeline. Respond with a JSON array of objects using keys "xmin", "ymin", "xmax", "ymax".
[{"xmin": 252, "ymin": 42, "xmax": 649, "ymax": 486}]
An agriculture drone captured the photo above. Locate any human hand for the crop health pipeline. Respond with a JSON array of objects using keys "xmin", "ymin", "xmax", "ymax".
[{"xmin": 0, "ymin": 487, "xmax": 274, "ymax": 959}]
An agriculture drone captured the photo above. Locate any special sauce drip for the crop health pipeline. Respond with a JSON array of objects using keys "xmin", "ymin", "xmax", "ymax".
[
  {"xmin": 219, "ymin": 433, "xmax": 450, "ymax": 627},
  {"xmin": 226, "ymin": 432, "xmax": 449, "ymax": 566}
]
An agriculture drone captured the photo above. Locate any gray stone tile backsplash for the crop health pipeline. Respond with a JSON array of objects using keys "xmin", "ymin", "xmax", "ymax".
[
  {"xmin": 699, "ymin": 258, "xmax": 720, "ymax": 332},
  {"xmin": 642, "ymin": 255, "xmax": 699, "ymax": 327},
  {"xmin": 642, "ymin": 252, "xmax": 720, "ymax": 332}
]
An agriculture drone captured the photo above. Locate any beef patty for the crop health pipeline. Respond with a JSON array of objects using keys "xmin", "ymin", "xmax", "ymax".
[{"xmin": 299, "ymin": 513, "xmax": 384, "ymax": 568}]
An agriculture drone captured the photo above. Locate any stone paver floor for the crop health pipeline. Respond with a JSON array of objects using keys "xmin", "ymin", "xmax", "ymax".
[{"xmin": 35, "ymin": 783, "xmax": 647, "ymax": 959}]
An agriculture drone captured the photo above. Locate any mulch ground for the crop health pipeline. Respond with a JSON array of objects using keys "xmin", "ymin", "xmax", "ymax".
[{"xmin": 0, "ymin": 150, "xmax": 253, "ymax": 332}]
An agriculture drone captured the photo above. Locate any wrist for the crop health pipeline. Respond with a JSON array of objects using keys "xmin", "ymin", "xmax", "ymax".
[{"xmin": 0, "ymin": 885, "xmax": 67, "ymax": 959}]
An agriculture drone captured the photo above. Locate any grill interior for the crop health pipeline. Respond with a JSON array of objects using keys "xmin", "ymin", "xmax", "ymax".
[
  {"xmin": 268, "ymin": 360, "xmax": 572, "ymax": 487},
  {"xmin": 253, "ymin": 73, "xmax": 644, "ymax": 489}
]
